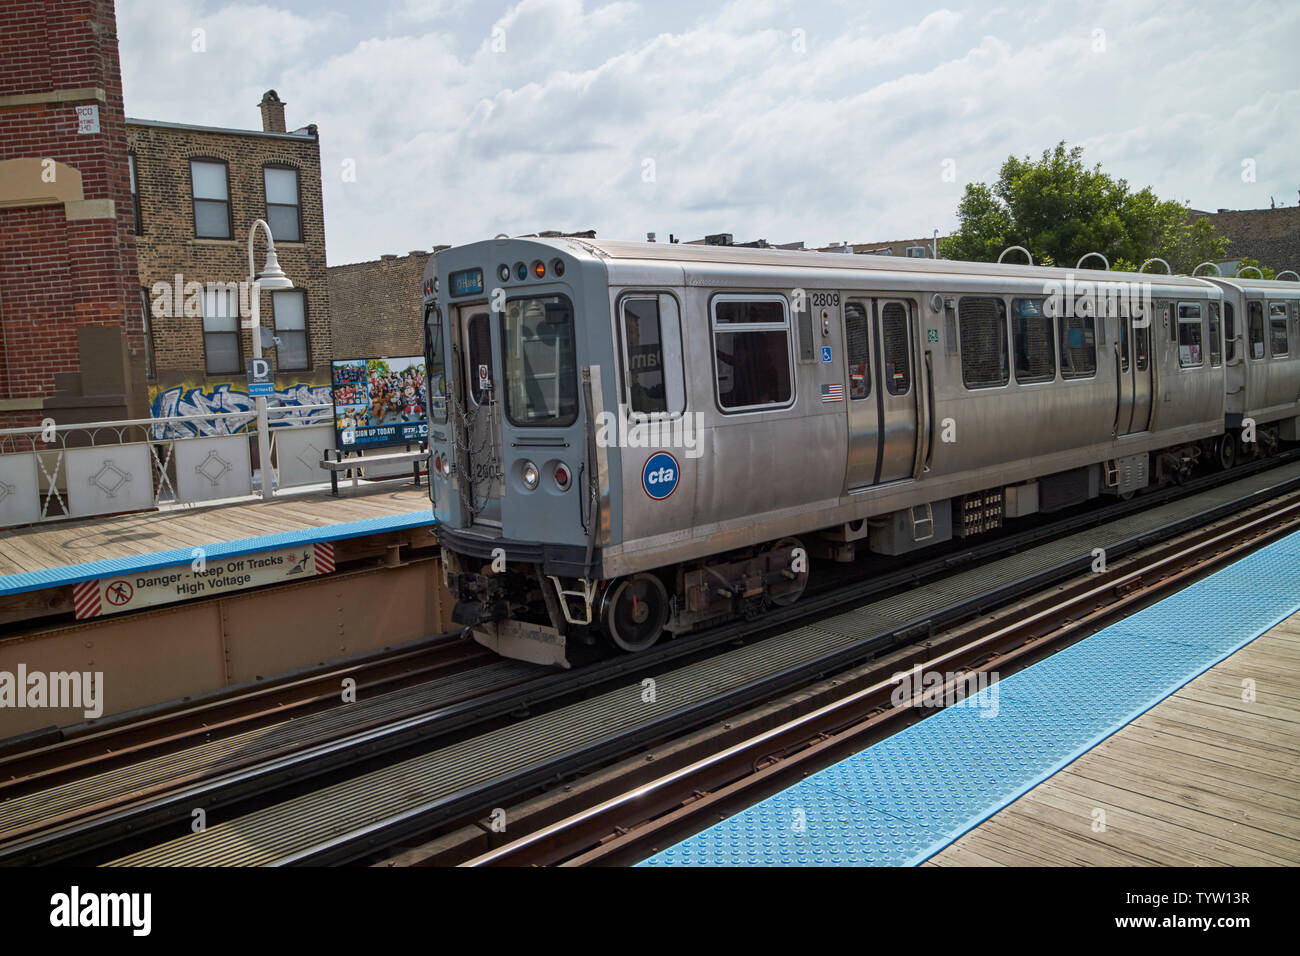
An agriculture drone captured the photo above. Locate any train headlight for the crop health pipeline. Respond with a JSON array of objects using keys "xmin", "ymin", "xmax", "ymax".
[
  {"xmin": 497, "ymin": 264, "xmax": 510, "ymax": 282},
  {"xmin": 514, "ymin": 261, "xmax": 527, "ymax": 281},
  {"xmin": 532, "ymin": 260, "xmax": 546, "ymax": 279},
  {"xmin": 433, "ymin": 452, "xmax": 442, "ymax": 474},
  {"xmin": 440, "ymin": 455, "xmax": 451, "ymax": 477},
  {"xmin": 552, "ymin": 259, "xmax": 565, "ymax": 278},
  {"xmin": 554, "ymin": 463, "xmax": 571, "ymax": 491},
  {"xmin": 522, "ymin": 461, "xmax": 540, "ymax": 489}
]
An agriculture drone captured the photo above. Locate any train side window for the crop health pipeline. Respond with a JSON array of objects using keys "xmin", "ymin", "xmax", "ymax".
[
  {"xmin": 1269, "ymin": 302, "xmax": 1289, "ymax": 358},
  {"xmin": 880, "ymin": 303, "xmax": 911, "ymax": 395},
  {"xmin": 1248, "ymin": 302, "xmax": 1266, "ymax": 360},
  {"xmin": 1058, "ymin": 314, "xmax": 1097, "ymax": 379},
  {"xmin": 467, "ymin": 312, "xmax": 492, "ymax": 405},
  {"xmin": 619, "ymin": 295, "xmax": 685, "ymax": 415},
  {"xmin": 1012, "ymin": 298, "xmax": 1055, "ymax": 383},
  {"xmin": 712, "ymin": 295, "xmax": 794, "ymax": 411},
  {"xmin": 1224, "ymin": 302, "xmax": 1236, "ymax": 362},
  {"xmin": 1208, "ymin": 303, "xmax": 1223, "ymax": 367},
  {"xmin": 958, "ymin": 296, "xmax": 1009, "ymax": 388},
  {"xmin": 1177, "ymin": 302, "xmax": 1204, "ymax": 368},
  {"xmin": 844, "ymin": 301, "xmax": 871, "ymax": 399}
]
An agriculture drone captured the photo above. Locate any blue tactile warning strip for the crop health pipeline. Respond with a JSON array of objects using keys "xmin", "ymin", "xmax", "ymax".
[
  {"xmin": 641, "ymin": 528, "xmax": 1300, "ymax": 866},
  {"xmin": 0, "ymin": 511, "xmax": 435, "ymax": 597}
]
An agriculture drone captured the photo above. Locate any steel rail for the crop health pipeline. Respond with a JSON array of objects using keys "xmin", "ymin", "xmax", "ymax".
[
  {"xmin": 7, "ymin": 453, "xmax": 1300, "ymax": 865},
  {"xmin": 465, "ymin": 496, "xmax": 1300, "ymax": 866}
]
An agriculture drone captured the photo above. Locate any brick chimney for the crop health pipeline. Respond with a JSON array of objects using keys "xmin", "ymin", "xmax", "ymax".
[{"xmin": 258, "ymin": 89, "xmax": 286, "ymax": 133}]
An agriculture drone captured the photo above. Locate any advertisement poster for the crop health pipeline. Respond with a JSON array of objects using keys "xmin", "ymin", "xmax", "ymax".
[{"xmin": 330, "ymin": 356, "xmax": 429, "ymax": 450}]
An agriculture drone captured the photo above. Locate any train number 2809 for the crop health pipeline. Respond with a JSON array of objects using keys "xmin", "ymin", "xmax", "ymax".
[{"xmin": 810, "ymin": 292, "xmax": 840, "ymax": 308}]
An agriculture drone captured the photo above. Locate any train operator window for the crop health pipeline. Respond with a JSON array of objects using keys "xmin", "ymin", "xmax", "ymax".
[
  {"xmin": 1134, "ymin": 323, "xmax": 1149, "ymax": 372},
  {"xmin": 1248, "ymin": 302, "xmax": 1266, "ymax": 360},
  {"xmin": 712, "ymin": 295, "xmax": 794, "ymax": 411},
  {"xmin": 1012, "ymin": 298, "xmax": 1055, "ymax": 383},
  {"xmin": 958, "ymin": 297, "xmax": 1009, "ymax": 388},
  {"xmin": 1224, "ymin": 303, "xmax": 1236, "ymax": 362},
  {"xmin": 1269, "ymin": 303, "xmax": 1289, "ymax": 357},
  {"xmin": 1177, "ymin": 303, "xmax": 1204, "ymax": 368},
  {"xmin": 880, "ymin": 303, "xmax": 911, "ymax": 395},
  {"xmin": 1208, "ymin": 303, "xmax": 1223, "ymax": 367},
  {"xmin": 619, "ymin": 295, "xmax": 685, "ymax": 415},
  {"xmin": 501, "ymin": 296, "xmax": 579, "ymax": 427},
  {"xmin": 844, "ymin": 302, "xmax": 871, "ymax": 399},
  {"xmin": 1058, "ymin": 314, "xmax": 1097, "ymax": 379},
  {"xmin": 423, "ymin": 304, "xmax": 448, "ymax": 424},
  {"xmin": 467, "ymin": 313, "xmax": 492, "ymax": 405}
]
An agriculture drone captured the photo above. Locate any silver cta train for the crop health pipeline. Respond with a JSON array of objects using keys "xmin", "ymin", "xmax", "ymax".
[{"xmin": 420, "ymin": 238, "xmax": 1300, "ymax": 666}]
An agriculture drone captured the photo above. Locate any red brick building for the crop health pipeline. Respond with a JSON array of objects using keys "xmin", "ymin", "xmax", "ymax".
[{"xmin": 0, "ymin": 0, "xmax": 147, "ymax": 431}]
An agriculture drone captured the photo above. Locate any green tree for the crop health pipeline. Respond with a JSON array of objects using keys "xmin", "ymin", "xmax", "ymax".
[{"xmin": 940, "ymin": 143, "xmax": 1229, "ymax": 275}]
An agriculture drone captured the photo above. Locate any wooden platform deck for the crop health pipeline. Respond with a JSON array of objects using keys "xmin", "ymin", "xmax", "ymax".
[
  {"xmin": 926, "ymin": 613, "xmax": 1300, "ymax": 866},
  {"xmin": 0, "ymin": 484, "xmax": 433, "ymax": 580}
]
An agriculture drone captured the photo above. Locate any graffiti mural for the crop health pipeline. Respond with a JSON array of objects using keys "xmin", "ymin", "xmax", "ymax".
[{"xmin": 149, "ymin": 381, "xmax": 332, "ymax": 438}]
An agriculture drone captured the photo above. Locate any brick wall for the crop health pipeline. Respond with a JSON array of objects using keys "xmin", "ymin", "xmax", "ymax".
[
  {"xmin": 128, "ymin": 116, "xmax": 332, "ymax": 411},
  {"xmin": 328, "ymin": 250, "xmax": 441, "ymax": 359},
  {"xmin": 1191, "ymin": 207, "xmax": 1300, "ymax": 274},
  {"xmin": 0, "ymin": 0, "xmax": 145, "ymax": 431}
]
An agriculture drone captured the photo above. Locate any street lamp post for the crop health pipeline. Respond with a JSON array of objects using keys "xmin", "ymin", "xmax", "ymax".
[{"xmin": 246, "ymin": 218, "xmax": 294, "ymax": 500}]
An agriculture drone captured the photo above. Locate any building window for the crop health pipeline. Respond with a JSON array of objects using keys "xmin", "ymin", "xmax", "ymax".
[
  {"xmin": 1177, "ymin": 302, "xmax": 1204, "ymax": 368},
  {"xmin": 128, "ymin": 153, "xmax": 143, "ymax": 235},
  {"xmin": 1059, "ymin": 314, "xmax": 1097, "ymax": 379},
  {"xmin": 203, "ymin": 283, "xmax": 242, "ymax": 374},
  {"xmin": 271, "ymin": 290, "xmax": 309, "ymax": 371},
  {"xmin": 139, "ymin": 286, "xmax": 155, "ymax": 379},
  {"xmin": 712, "ymin": 296, "xmax": 794, "ymax": 411},
  {"xmin": 263, "ymin": 165, "xmax": 301, "ymax": 243},
  {"xmin": 1248, "ymin": 301, "xmax": 1266, "ymax": 360},
  {"xmin": 1011, "ymin": 298, "xmax": 1055, "ymax": 383},
  {"xmin": 191, "ymin": 159, "xmax": 231, "ymax": 239},
  {"xmin": 1208, "ymin": 303, "xmax": 1223, "ymax": 368},
  {"xmin": 1269, "ymin": 302, "xmax": 1289, "ymax": 358},
  {"xmin": 844, "ymin": 301, "xmax": 871, "ymax": 399},
  {"xmin": 959, "ymin": 296, "xmax": 1009, "ymax": 388}
]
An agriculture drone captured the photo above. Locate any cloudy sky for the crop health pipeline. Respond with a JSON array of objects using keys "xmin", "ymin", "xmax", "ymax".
[{"xmin": 116, "ymin": 0, "xmax": 1300, "ymax": 266}]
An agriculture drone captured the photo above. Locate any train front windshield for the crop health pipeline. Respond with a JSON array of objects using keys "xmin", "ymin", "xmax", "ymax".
[{"xmin": 502, "ymin": 296, "xmax": 580, "ymax": 426}]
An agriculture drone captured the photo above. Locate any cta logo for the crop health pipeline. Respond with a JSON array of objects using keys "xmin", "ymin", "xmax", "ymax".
[{"xmin": 642, "ymin": 451, "xmax": 679, "ymax": 500}]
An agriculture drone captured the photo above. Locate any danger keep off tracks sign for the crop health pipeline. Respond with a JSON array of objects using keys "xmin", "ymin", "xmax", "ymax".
[{"xmin": 72, "ymin": 542, "xmax": 336, "ymax": 620}]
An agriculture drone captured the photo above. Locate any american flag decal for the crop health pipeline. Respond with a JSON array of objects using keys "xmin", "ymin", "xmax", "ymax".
[
  {"xmin": 821, "ymin": 383, "xmax": 844, "ymax": 403},
  {"xmin": 314, "ymin": 541, "xmax": 335, "ymax": 574}
]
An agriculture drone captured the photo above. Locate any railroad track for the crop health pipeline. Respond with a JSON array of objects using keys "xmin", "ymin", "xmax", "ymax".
[
  {"xmin": 454, "ymin": 491, "xmax": 1300, "ymax": 866},
  {"xmin": 0, "ymin": 633, "xmax": 490, "ymax": 792},
  {"xmin": 80, "ymin": 457, "xmax": 1300, "ymax": 866},
  {"xmin": 3, "ymin": 452, "xmax": 1298, "ymax": 866}
]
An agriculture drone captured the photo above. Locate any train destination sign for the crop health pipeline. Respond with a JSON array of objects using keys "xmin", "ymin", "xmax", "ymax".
[{"xmin": 72, "ymin": 543, "xmax": 335, "ymax": 620}]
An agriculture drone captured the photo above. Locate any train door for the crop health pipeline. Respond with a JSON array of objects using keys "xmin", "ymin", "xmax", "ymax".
[
  {"xmin": 843, "ymin": 297, "xmax": 918, "ymax": 490},
  {"xmin": 1115, "ymin": 314, "xmax": 1152, "ymax": 434},
  {"xmin": 457, "ymin": 305, "xmax": 503, "ymax": 524}
]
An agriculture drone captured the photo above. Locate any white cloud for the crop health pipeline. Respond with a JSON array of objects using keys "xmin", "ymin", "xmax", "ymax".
[{"xmin": 116, "ymin": 0, "xmax": 1300, "ymax": 264}]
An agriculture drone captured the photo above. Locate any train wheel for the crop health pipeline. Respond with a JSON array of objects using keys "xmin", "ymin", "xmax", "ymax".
[
  {"xmin": 767, "ymin": 537, "xmax": 809, "ymax": 607},
  {"xmin": 602, "ymin": 574, "xmax": 670, "ymax": 653},
  {"xmin": 1216, "ymin": 434, "xmax": 1236, "ymax": 471}
]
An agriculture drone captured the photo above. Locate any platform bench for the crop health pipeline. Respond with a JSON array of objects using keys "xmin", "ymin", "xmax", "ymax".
[{"xmin": 319, "ymin": 445, "xmax": 429, "ymax": 496}]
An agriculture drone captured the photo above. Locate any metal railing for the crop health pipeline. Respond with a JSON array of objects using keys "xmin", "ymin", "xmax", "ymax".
[{"xmin": 0, "ymin": 405, "xmax": 335, "ymax": 526}]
